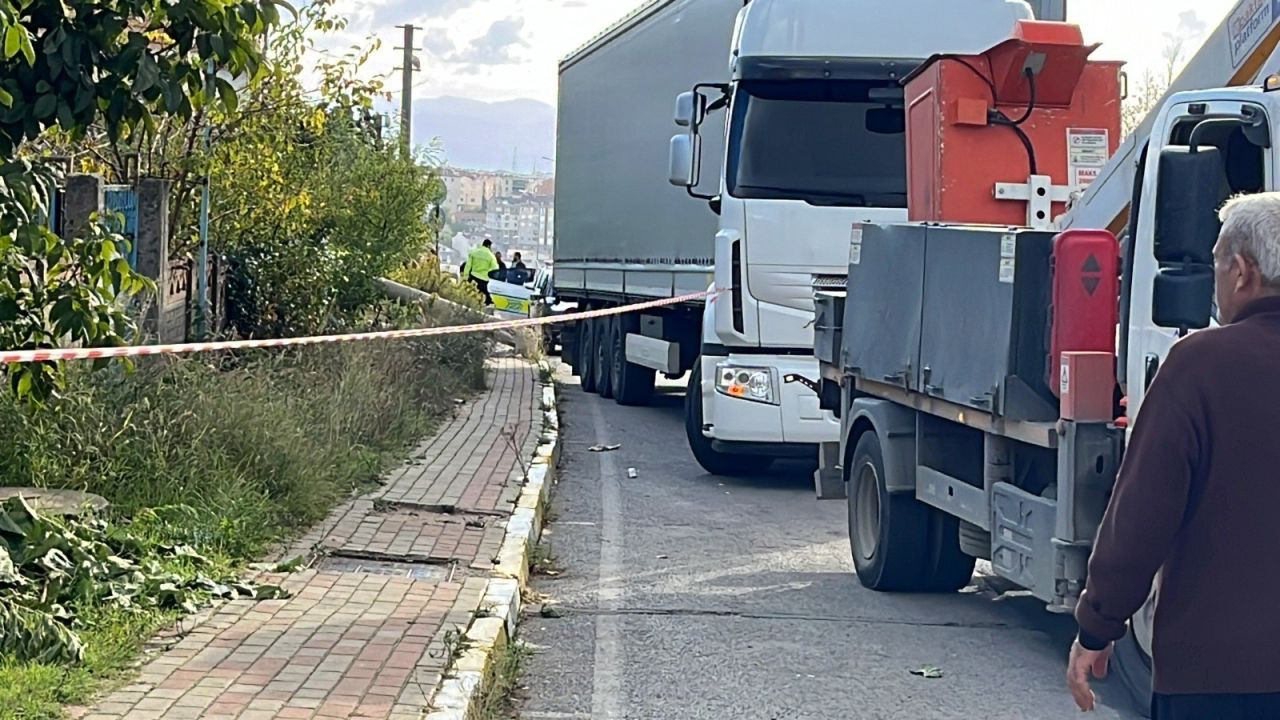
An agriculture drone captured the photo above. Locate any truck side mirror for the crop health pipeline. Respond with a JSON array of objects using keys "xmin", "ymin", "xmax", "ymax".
[
  {"xmin": 669, "ymin": 133, "xmax": 699, "ymax": 187},
  {"xmin": 674, "ymin": 91, "xmax": 702, "ymax": 128},
  {"xmin": 1152, "ymin": 265, "xmax": 1214, "ymax": 330},
  {"xmin": 1154, "ymin": 146, "xmax": 1226, "ymax": 265}
]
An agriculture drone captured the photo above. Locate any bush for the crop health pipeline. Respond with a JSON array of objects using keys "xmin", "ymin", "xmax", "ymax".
[
  {"xmin": 0, "ymin": 303, "xmax": 487, "ymax": 559},
  {"xmin": 391, "ymin": 256, "xmax": 484, "ymax": 309}
]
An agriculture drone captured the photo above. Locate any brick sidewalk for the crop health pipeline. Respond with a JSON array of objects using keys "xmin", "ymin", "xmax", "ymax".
[
  {"xmin": 377, "ymin": 358, "xmax": 536, "ymax": 514},
  {"xmin": 81, "ymin": 358, "xmax": 543, "ymax": 720},
  {"xmin": 295, "ymin": 498, "xmax": 507, "ymax": 570}
]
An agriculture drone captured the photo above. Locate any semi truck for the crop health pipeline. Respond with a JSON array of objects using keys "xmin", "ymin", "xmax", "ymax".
[
  {"xmin": 812, "ymin": 2, "xmax": 1280, "ymax": 709},
  {"xmin": 555, "ymin": 0, "xmax": 1060, "ymax": 479}
]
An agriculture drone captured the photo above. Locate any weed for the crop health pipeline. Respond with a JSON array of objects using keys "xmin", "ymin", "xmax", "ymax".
[
  {"xmin": 435, "ymin": 625, "xmax": 472, "ymax": 674},
  {"xmin": 468, "ymin": 637, "xmax": 534, "ymax": 720},
  {"xmin": 528, "ymin": 542, "xmax": 560, "ymax": 577},
  {"xmin": 541, "ymin": 498, "xmax": 559, "ymax": 527},
  {"xmin": 501, "ymin": 426, "xmax": 530, "ymax": 481}
]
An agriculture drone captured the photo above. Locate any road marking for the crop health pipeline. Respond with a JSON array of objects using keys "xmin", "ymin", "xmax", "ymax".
[
  {"xmin": 522, "ymin": 713, "xmax": 593, "ymax": 719},
  {"xmin": 589, "ymin": 395, "xmax": 625, "ymax": 720}
]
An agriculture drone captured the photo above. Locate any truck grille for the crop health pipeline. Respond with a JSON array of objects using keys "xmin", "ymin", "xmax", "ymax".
[{"xmin": 813, "ymin": 275, "xmax": 847, "ymax": 292}]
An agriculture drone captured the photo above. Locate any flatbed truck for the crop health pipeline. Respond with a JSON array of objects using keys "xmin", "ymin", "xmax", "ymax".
[{"xmin": 813, "ymin": 2, "xmax": 1280, "ymax": 709}]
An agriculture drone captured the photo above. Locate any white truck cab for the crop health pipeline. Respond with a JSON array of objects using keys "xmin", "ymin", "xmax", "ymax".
[
  {"xmin": 669, "ymin": 0, "xmax": 1038, "ymax": 478},
  {"xmin": 1093, "ymin": 87, "xmax": 1278, "ymax": 422}
]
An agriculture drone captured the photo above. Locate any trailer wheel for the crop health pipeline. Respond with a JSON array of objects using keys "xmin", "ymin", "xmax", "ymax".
[
  {"xmin": 595, "ymin": 317, "xmax": 614, "ymax": 399},
  {"xmin": 847, "ymin": 432, "xmax": 972, "ymax": 592},
  {"xmin": 612, "ymin": 315, "xmax": 655, "ymax": 406},
  {"xmin": 579, "ymin": 319, "xmax": 598, "ymax": 394},
  {"xmin": 684, "ymin": 359, "xmax": 768, "ymax": 476}
]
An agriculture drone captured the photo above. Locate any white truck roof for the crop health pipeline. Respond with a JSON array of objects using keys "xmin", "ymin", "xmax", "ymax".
[
  {"xmin": 1062, "ymin": 0, "xmax": 1280, "ymax": 233},
  {"xmin": 735, "ymin": 0, "xmax": 1033, "ymax": 62}
]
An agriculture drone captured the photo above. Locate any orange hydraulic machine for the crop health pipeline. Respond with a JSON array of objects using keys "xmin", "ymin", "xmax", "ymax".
[{"xmin": 903, "ymin": 20, "xmax": 1123, "ymax": 228}]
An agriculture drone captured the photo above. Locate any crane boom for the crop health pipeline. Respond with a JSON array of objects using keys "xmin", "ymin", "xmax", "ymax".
[{"xmin": 1061, "ymin": 0, "xmax": 1280, "ymax": 233}]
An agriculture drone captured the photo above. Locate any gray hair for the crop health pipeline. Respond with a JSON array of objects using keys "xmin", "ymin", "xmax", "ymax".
[{"xmin": 1218, "ymin": 193, "xmax": 1280, "ymax": 284}]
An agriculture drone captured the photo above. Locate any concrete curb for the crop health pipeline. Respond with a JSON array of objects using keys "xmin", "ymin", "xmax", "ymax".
[{"xmin": 424, "ymin": 360, "xmax": 560, "ymax": 720}]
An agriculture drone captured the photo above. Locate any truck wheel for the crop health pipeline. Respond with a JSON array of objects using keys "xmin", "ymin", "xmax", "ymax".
[
  {"xmin": 924, "ymin": 509, "xmax": 976, "ymax": 592},
  {"xmin": 848, "ymin": 432, "xmax": 929, "ymax": 591},
  {"xmin": 594, "ymin": 317, "xmax": 614, "ymax": 399},
  {"xmin": 684, "ymin": 359, "xmax": 768, "ymax": 476},
  {"xmin": 579, "ymin": 319, "xmax": 598, "ymax": 394},
  {"xmin": 847, "ymin": 432, "xmax": 972, "ymax": 592},
  {"xmin": 844, "ymin": 427, "xmax": 972, "ymax": 591},
  {"xmin": 612, "ymin": 316, "xmax": 655, "ymax": 406}
]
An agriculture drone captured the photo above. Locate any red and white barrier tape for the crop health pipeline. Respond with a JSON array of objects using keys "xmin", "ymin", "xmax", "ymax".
[{"xmin": 0, "ymin": 289, "xmax": 718, "ymax": 365}]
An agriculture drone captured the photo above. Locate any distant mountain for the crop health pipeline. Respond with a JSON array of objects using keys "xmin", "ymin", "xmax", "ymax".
[{"xmin": 413, "ymin": 96, "xmax": 556, "ymax": 173}]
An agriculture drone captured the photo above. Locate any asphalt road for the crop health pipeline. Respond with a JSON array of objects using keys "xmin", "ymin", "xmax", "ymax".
[{"xmin": 518, "ymin": 374, "xmax": 1143, "ymax": 720}]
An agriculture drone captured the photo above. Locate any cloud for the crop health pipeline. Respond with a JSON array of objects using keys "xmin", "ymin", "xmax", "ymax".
[
  {"xmin": 1174, "ymin": 9, "xmax": 1207, "ymax": 38},
  {"xmin": 421, "ymin": 27, "xmax": 456, "ymax": 56},
  {"xmin": 369, "ymin": 0, "xmax": 482, "ymax": 27},
  {"xmin": 450, "ymin": 17, "xmax": 530, "ymax": 66}
]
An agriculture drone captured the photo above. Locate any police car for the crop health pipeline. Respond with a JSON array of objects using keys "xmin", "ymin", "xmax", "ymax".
[{"xmin": 487, "ymin": 267, "xmax": 575, "ymax": 350}]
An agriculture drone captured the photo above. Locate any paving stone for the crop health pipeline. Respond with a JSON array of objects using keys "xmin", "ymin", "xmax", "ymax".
[
  {"xmin": 83, "ymin": 572, "xmax": 477, "ymax": 719},
  {"xmin": 375, "ymin": 358, "xmax": 536, "ymax": 514},
  {"xmin": 80, "ymin": 361, "xmax": 541, "ymax": 718}
]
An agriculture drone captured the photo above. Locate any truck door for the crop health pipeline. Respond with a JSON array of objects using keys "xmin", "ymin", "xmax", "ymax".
[{"xmin": 1125, "ymin": 99, "xmax": 1273, "ymax": 420}]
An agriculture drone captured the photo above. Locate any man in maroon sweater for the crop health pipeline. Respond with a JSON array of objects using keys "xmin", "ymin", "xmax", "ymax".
[{"xmin": 1067, "ymin": 193, "xmax": 1280, "ymax": 717}]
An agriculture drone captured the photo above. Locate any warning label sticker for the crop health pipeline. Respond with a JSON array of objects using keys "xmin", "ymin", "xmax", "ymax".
[
  {"xmin": 1067, "ymin": 128, "xmax": 1110, "ymax": 191},
  {"xmin": 850, "ymin": 224, "xmax": 863, "ymax": 266}
]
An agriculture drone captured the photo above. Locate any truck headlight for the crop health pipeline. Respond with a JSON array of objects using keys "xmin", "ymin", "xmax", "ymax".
[{"xmin": 715, "ymin": 364, "xmax": 778, "ymax": 405}]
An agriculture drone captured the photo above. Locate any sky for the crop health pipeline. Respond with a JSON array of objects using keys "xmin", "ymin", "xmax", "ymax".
[{"xmin": 311, "ymin": 0, "xmax": 1244, "ymax": 109}]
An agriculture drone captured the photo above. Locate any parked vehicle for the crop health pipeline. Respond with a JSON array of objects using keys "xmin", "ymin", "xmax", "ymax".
[
  {"xmin": 813, "ymin": 4, "xmax": 1280, "ymax": 711},
  {"xmin": 555, "ymin": 0, "xmax": 1056, "ymax": 478}
]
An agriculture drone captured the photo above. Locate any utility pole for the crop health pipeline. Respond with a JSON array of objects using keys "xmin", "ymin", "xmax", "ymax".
[{"xmin": 394, "ymin": 25, "xmax": 421, "ymax": 151}]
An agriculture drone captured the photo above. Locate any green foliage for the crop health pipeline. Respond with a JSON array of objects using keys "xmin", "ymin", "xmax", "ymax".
[
  {"xmin": 0, "ymin": 495, "xmax": 282, "ymax": 665},
  {"xmin": 0, "ymin": 302, "xmax": 487, "ymax": 715},
  {"xmin": 0, "ymin": 605, "xmax": 172, "ymax": 719},
  {"xmin": 0, "ymin": 0, "xmax": 285, "ymax": 400},
  {"xmin": 0, "ymin": 0, "xmax": 289, "ymax": 153},
  {"xmin": 0, "ymin": 304, "xmax": 487, "ymax": 558},
  {"xmin": 391, "ymin": 256, "xmax": 485, "ymax": 309},
  {"xmin": 204, "ymin": 3, "xmax": 445, "ymax": 337},
  {"xmin": 0, "ymin": 159, "xmax": 154, "ymax": 402}
]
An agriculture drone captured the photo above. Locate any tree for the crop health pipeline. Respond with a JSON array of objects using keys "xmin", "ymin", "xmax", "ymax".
[
  {"xmin": 1122, "ymin": 27, "xmax": 1197, "ymax": 135},
  {"xmin": 0, "ymin": 0, "xmax": 286, "ymax": 400}
]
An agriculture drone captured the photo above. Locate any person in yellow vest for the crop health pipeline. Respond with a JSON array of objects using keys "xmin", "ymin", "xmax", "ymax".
[{"xmin": 462, "ymin": 239, "xmax": 499, "ymax": 305}]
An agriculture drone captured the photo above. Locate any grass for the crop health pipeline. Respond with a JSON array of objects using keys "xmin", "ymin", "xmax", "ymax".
[
  {"xmin": 0, "ymin": 301, "xmax": 489, "ymax": 718},
  {"xmin": 0, "ymin": 607, "xmax": 177, "ymax": 720},
  {"xmin": 468, "ymin": 637, "xmax": 534, "ymax": 720}
]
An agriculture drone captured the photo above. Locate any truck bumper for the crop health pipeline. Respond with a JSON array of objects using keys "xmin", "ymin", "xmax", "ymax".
[{"xmin": 701, "ymin": 354, "xmax": 840, "ymax": 445}]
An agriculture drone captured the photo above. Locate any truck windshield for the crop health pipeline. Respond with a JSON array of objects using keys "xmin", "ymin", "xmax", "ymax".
[{"xmin": 726, "ymin": 79, "xmax": 906, "ymax": 208}]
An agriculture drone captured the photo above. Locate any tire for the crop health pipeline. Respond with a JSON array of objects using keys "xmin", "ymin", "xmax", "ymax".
[
  {"xmin": 847, "ymin": 432, "xmax": 974, "ymax": 592},
  {"xmin": 612, "ymin": 315, "xmax": 656, "ymax": 407},
  {"xmin": 579, "ymin": 319, "xmax": 598, "ymax": 394},
  {"xmin": 684, "ymin": 359, "xmax": 771, "ymax": 476},
  {"xmin": 594, "ymin": 317, "xmax": 614, "ymax": 399},
  {"xmin": 925, "ymin": 508, "xmax": 976, "ymax": 591}
]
